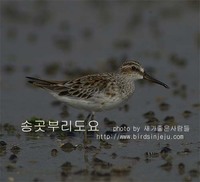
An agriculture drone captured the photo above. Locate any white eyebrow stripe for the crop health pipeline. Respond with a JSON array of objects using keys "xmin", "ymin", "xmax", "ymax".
[{"xmin": 123, "ymin": 61, "xmax": 140, "ymax": 67}]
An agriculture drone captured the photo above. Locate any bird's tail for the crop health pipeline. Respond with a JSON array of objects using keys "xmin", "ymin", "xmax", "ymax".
[{"xmin": 26, "ymin": 76, "xmax": 61, "ymax": 89}]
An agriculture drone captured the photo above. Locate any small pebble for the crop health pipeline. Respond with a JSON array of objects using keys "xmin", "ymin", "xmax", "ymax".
[
  {"xmin": 61, "ymin": 162, "xmax": 72, "ymax": 172},
  {"xmin": 178, "ymin": 163, "xmax": 185, "ymax": 175},
  {"xmin": 0, "ymin": 141, "xmax": 7, "ymax": 154},
  {"xmin": 160, "ymin": 147, "xmax": 172, "ymax": 154},
  {"xmin": 100, "ymin": 141, "xmax": 112, "ymax": 149},
  {"xmin": 164, "ymin": 116, "xmax": 175, "ymax": 123},
  {"xmin": 9, "ymin": 154, "xmax": 18, "ymax": 163},
  {"xmin": 159, "ymin": 102, "xmax": 170, "ymax": 111},
  {"xmin": 60, "ymin": 143, "xmax": 75, "ymax": 152},
  {"xmin": 192, "ymin": 103, "xmax": 200, "ymax": 108},
  {"xmin": 146, "ymin": 117, "xmax": 159, "ymax": 125},
  {"xmin": 160, "ymin": 162, "xmax": 172, "ymax": 171},
  {"xmin": 104, "ymin": 117, "xmax": 116, "ymax": 127},
  {"xmin": 189, "ymin": 169, "xmax": 199, "ymax": 177},
  {"xmin": 10, "ymin": 146, "xmax": 21, "ymax": 154},
  {"xmin": 119, "ymin": 104, "xmax": 129, "ymax": 112},
  {"xmin": 120, "ymin": 124, "xmax": 129, "ymax": 133},
  {"xmin": 93, "ymin": 157, "xmax": 112, "ymax": 168},
  {"xmin": 182, "ymin": 110, "xmax": 192, "ymax": 118},
  {"xmin": 163, "ymin": 116, "xmax": 176, "ymax": 126},
  {"xmin": 51, "ymin": 149, "xmax": 58, "ymax": 157},
  {"xmin": 0, "ymin": 141, "xmax": 7, "ymax": 147},
  {"xmin": 124, "ymin": 104, "xmax": 129, "ymax": 112},
  {"xmin": 177, "ymin": 148, "xmax": 191, "ymax": 155},
  {"xmin": 183, "ymin": 148, "xmax": 191, "ymax": 153},
  {"xmin": 143, "ymin": 111, "xmax": 155, "ymax": 119},
  {"xmin": 111, "ymin": 152, "xmax": 117, "ymax": 159},
  {"xmin": 178, "ymin": 163, "xmax": 185, "ymax": 170}
]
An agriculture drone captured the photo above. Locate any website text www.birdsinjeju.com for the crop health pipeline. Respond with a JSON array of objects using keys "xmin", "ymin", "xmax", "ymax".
[{"xmin": 21, "ymin": 120, "xmax": 189, "ymax": 141}]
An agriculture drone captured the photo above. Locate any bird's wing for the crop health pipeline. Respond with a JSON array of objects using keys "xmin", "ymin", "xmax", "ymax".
[
  {"xmin": 59, "ymin": 74, "xmax": 111, "ymax": 99},
  {"xmin": 27, "ymin": 74, "xmax": 113, "ymax": 99}
]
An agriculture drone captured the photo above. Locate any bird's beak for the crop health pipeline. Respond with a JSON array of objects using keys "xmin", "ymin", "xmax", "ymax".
[{"xmin": 143, "ymin": 72, "xmax": 169, "ymax": 89}]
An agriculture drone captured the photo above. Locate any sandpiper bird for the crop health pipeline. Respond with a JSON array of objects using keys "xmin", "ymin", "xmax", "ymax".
[{"xmin": 27, "ymin": 60, "xmax": 169, "ymax": 140}]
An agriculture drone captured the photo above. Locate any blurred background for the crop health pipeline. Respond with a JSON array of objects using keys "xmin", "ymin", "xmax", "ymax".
[{"xmin": 0, "ymin": 1, "xmax": 199, "ymax": 182}]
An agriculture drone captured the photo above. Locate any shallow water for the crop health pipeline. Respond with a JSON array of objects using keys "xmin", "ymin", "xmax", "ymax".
[{"xmin": 1, "ymin": 1, "xmax": 200, "ymax": 182}]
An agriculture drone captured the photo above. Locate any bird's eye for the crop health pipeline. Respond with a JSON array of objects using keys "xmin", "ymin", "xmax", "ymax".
[{"xmin": 132, "ymin": 66, "xmax": 136, "ymax": 71}]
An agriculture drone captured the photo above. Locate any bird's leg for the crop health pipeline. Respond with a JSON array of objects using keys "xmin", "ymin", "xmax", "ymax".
[
  {"xmin": 83, "ymin": 113, "xmax": 92, "ymax": 143},
  {"xmin": 90, "ymin": 112, "xmax": 107, "ymax": 144},
  {"xmin": 91, "ymin": 112, "xmax": 95, "ymax": 121}
]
